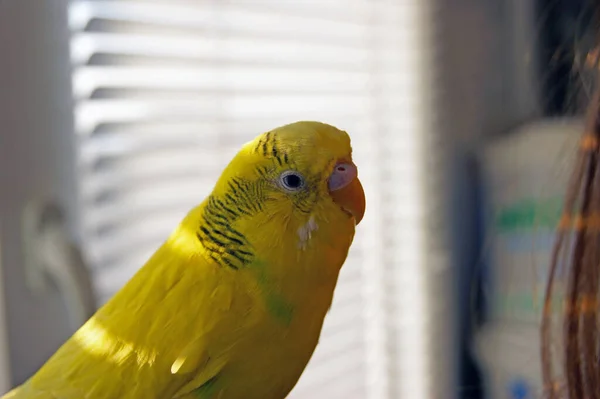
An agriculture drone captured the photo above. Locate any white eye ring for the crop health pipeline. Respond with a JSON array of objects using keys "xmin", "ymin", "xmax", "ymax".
[{"xmin": 278, "ymin": 170, "xmax": 305, "ymax": 191}]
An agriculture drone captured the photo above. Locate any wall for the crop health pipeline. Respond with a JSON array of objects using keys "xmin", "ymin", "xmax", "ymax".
[{"xmin": 0, "ymin": 0, "xmax": 81, "ymax": 387}]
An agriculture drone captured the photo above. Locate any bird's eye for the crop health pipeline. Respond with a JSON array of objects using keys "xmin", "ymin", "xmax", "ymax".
[{"xmin": 279, "ymin": 171, "xmax": 305, "ymax": 191}]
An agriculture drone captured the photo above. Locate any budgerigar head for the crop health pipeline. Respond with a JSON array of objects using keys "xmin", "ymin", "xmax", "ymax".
[{"xmin": 195, "ymin": 121, "xmax": 365, "ymax": 275}]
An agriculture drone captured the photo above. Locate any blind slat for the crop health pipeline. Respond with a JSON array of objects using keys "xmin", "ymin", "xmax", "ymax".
[
  {"xmin": 73, "ymin": 67, "xmax": 371, "ymax": 97},
  {"xmin": 69, "ymin": 1, "xmax": 371, "ymax": 39},
  {"xmin": 71, "ymin": 33, "xmax": 372, "ymax": 66}
]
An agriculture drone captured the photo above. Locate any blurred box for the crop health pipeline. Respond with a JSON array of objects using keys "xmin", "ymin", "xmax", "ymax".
[{"xmin": 475, "ymin": 118, "xmax": 583, "ymax": 399}]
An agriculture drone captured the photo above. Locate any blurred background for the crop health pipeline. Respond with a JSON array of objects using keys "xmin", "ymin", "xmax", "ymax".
[{"xmin": 0, "ymin": 0, "xmax": 595, "ymax": 398}]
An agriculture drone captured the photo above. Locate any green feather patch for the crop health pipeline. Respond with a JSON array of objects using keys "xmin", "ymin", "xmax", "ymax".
[{"xmin": 251, "ymin": 259, "xmax": 295, "ymax": 326}]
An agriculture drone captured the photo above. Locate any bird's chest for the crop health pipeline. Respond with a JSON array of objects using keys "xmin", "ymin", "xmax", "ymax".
[{"xmin": 219, "ymin": 300, "xmax": 329, "ymax": 398}]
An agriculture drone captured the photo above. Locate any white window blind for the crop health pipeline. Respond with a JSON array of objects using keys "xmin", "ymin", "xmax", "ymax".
[{"xmin": 67, "ymin": 1, "xmax": 450, "ymax": 398}]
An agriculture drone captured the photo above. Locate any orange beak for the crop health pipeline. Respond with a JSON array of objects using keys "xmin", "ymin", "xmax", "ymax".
[{"xmin": 328, "ymin": 162, "xmax": 366, "ymax": 225}]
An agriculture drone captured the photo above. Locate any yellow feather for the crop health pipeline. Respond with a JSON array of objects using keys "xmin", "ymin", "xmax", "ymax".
[{"xmin": 3, "ymin": 121, "xmax": 363, "ymax": 399}]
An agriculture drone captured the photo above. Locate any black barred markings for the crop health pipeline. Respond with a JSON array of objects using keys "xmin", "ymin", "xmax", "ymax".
[
  {"xmin": 197, "ymin": 179, "xmax": 265, "ymax": 270},
  {"xmin": 196, "ymin": 129, "xmax": 282, "ymax": 270},
  {"xmin": 256, "ymin": 131, "xmax": 289, "ymax": 167}
]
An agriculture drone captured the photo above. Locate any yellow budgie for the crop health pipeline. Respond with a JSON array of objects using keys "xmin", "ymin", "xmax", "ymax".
[{"xmin": 3, "ymin": 121, "xmax": 365, "ymax": 399}]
